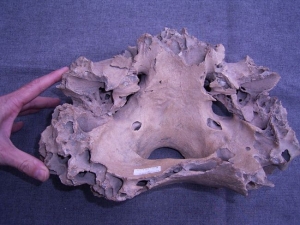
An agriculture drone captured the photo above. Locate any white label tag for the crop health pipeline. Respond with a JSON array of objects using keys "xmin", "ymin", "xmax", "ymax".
[{"xmin": 133, "ymin": 166, "xmax": 161, "ymax": 175}]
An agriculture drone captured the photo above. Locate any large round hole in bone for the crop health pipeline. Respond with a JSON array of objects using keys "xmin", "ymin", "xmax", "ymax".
[{"xmin": 148, "ymin": 147, "xmax": 185, "ymax": 160}]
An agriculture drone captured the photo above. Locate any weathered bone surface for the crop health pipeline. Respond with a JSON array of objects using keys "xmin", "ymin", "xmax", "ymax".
[{"xmin": 40, "ymin": 28, "xmax": 300, "ymax": 201}]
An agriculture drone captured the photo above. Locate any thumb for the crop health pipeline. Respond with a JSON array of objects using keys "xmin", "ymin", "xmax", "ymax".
[{"xmin": 5, "ymin": 147, "xmax": 50, "ymax": 182}]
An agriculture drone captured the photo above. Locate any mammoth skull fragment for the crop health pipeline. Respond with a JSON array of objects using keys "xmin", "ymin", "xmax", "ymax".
[{"xmin": 40, "ymin": 28, "xmax": 300, "ymax": 201}]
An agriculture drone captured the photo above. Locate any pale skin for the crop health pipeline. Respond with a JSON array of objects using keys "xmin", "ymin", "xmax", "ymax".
[{"xmin": 0, "ymin": 67, "xmax": 69, "ymax": 182}]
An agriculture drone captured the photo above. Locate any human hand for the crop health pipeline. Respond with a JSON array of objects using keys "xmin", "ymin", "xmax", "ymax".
[{"xmin": 0, "ymin": 67, "xmax": 69, "ymax": 182}]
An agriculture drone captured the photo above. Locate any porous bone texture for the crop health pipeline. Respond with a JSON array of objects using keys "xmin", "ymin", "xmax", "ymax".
[{"xmin": 39, "ymin": 28, "xmax": 300, "ymax": 201}]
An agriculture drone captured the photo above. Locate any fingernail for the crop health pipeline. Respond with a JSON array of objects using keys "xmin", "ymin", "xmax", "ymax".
[{"xmin": 34, "ymin": 169, "xmax": 47, "ymax": 181}]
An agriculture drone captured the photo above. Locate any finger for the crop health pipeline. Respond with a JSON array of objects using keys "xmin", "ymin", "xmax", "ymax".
[
  {"xmin": 20, "ymin": 97, "xmax": 61, "ymax": 113},
  {"xmin": 4, "ymin": 146, "xmax": 50, "ymax": 182},
  {"xmin": 11, "ymin": 121, "xmax": 24, "ymax": 133},
  {"xmin": 18, "ymin": 109, "xmax": 41, "ymax": 116},
  {"xmin": 11, "ymin": 67, "xmax": 69, "ymax": 107}
]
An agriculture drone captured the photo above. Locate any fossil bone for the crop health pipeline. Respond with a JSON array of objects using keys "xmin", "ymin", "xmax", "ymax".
[{"xmin": 39, "ymin": 28, "xmax": 300, "ymax": 201}]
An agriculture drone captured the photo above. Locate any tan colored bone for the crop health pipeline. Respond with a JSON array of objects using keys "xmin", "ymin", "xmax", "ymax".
[{"xmin": 39, "ymin": 28, "xmax": 300, "ymax": 201}]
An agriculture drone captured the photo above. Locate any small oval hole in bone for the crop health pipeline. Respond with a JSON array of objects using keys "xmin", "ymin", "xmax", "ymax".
[
  {"xmin": 204, "ymin": 78, "xmax": 212, "ymax": 92},
  {"xmin": 137, "ymin": 180, "xmax": 148, "ymax": 187},
  {"xmin": 132, "ymin": 121, "xmax": 142, "ymax": 131},
  {"xmin": 137, "ymin": 73, "xmax": 147, "ymax": 85},
  {"xmin": 247, "ymin": 181, "xmax": 256, "ymax": 188},
  {"xmin": 207, "ymin": 118, "xmax": 222, "ymax": 130},
  {"xmin": 281, "ymin": 149, "xmax": 291, "ymax": 162},
  {"xmin": 212, "ymin": 100, "xmax": 233, "ymax": 117}
]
